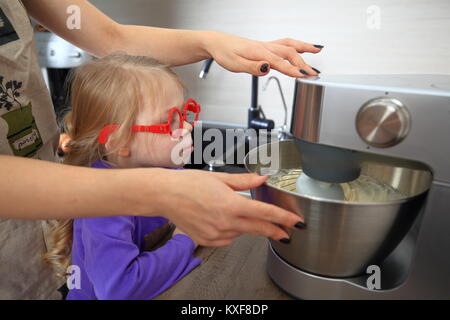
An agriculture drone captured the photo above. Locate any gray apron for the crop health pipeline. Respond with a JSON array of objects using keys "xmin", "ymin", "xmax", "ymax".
[{"xmin": 0, "ymin": 0, "xmax": 63, "ymax": 299}]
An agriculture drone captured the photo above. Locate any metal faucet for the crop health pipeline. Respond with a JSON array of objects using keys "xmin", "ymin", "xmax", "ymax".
[
  {"xmin": 199, "ymin": 58, "xmax": 274, "ymax": 131},
  {"xmin": 199, "ymin": 58, "xmax": 214, "ymax": 79},
  {"xmin": 262, "ymin": 76, "xmax": 290, "ymax": 140}
]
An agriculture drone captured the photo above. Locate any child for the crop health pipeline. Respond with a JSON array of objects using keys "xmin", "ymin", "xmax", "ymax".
[{"xmin": 45, "ymin": 54, "xmax": 202, "ymax": 300}]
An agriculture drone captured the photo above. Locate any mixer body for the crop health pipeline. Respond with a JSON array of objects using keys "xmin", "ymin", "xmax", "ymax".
[{"xmin": 245, "ymin": 75, "xmax": 450, "ymax": 299}]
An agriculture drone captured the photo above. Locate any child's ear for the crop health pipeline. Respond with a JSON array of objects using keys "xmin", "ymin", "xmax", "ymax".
[
  {"xmin": 117, "ymin": 146, "xmax": 131, "ymax": 158},
  {"xmin": 105, "ymin": 139, "xmax": 130, "ymax": 158}
]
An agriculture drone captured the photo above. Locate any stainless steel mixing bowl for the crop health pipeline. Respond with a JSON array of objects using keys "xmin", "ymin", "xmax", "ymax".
[{"xmin": 245, "ymin": 140, "xmax": 432, "ymax": 278}]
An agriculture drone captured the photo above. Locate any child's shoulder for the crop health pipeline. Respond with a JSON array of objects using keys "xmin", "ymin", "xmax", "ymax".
[{"xmin": 90, "ymin": 159, "xmax": 113, "ymax": 169}]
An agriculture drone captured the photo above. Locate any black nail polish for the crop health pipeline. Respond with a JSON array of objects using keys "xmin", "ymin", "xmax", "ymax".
[
  {"xmin": 279, "ymin": 238, "xmax": 290, "ymax": 244},
  {"xmin": 295, "ymin": 221, "xmax": 307, "ymax": 229},
  {"xmin": 314, "ymin": 44, "xmax": 324, "ymax": 49},
  {"xmin": 260, "ymin": 63, "xmax": 269, "ymax": 73},
  {"xmin": 311, "ymin": 67, "xmax": 321, "ymax": 74},
  {"xmin": 299, "ymin": 69, "xmax": 309, "ymax": 76}
]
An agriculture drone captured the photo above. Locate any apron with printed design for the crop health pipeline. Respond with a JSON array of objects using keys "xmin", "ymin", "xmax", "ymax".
[{"xmin": 0, "ymin": 0, "xmax": 63, "ymax": 299}]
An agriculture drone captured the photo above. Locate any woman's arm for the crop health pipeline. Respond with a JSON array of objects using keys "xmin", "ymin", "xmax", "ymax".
[
  {"xmin": 0, "ymin": 155, "xmax": 152, "ymax": 219},
  {"xmin": 22, "ymin": 0, "xmax": 207, "ymax": 63},
  {"xmin": 22, "ymin": 0, "xmax": 322, "ymax": 76},
  {"xmin": 0, "ymin": 155, "xmax": 303, "ymax": 246}
]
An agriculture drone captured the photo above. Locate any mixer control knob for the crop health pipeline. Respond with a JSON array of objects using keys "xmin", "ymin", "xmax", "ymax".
[{"xmin": 356, "ymin": 97, "xmax": 411, "ymax": 148}]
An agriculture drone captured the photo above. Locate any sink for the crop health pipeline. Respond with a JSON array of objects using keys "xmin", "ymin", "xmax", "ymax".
[
  {"xmin": 183, "ymin": 120, "xmax": 279, "ymax": 199},
  {"xmin": 184, "ymin": 120, "xmax": 277, "ymax": 172}
]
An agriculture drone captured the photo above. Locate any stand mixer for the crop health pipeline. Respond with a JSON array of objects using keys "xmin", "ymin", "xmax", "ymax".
[{"xmin": 245, "ymin": 75, "xmax": 450, "ymax": 299}]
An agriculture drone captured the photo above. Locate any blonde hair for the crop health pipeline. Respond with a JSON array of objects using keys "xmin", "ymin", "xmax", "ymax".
[{"xmin": 44, "ymin": 53, "xmax": 185, "ymax": 277}]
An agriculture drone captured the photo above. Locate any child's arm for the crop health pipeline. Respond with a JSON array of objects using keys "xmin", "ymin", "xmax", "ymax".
[
  {"xmin": 80, "ymin": 216, "xmax": 201, "ymax": 300},
  {"xmin": 173, "ymin": 227, "xmax": 199, "ymax": 248}
]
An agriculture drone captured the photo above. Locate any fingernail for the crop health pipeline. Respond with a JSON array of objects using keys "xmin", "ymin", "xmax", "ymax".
[
  {"xmin": 311, "ymin": 67, "xmax": 321, "ymax": 74},
  {"xmin": 314, "ymin": 44, "xmax": 324, "ymax": 49},
  {"xmin": 295, "ymin": 221, "xmax": 307, "ymax": 229},
  {"xmin": 299, "ymin": 69, "xmax": 309, "ymax": 76},
  {"xmin": 260, "ymin": 63, "xmax": 269, "ymax": 73},
  {"xmin": 279, "ymin": 238, "xmax": 290, "ymax": 244}
]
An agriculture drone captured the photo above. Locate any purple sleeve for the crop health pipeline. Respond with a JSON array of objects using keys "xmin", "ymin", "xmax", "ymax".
[{"xmin": 80, "ymin": 216, "xmax": 201, "ymax": 300}]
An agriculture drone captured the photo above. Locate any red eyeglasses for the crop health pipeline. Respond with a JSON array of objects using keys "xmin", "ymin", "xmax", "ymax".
[{"xmin": 98, "ymin": 98, "xmax": 201, "ymax": 144}]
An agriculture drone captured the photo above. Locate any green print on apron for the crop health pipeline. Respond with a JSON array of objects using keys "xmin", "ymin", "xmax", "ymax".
[{"xmin": 0, "ymin": 77, "xmax": 43, "ymax": 157}]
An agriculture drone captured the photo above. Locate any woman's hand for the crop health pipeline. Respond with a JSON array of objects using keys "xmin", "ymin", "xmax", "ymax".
[
  {"xmin": 128, "ymin": 168, "xmax": 304, "ymax": 247},
  {"xmin": 203, "ymin": 31, "xmax": 323, "ymax": 77}
]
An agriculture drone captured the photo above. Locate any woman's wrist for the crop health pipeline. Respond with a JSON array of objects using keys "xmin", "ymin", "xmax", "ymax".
[{"xmin": 196, "ymin": 30, "xmax": 219, "ymax": 60}]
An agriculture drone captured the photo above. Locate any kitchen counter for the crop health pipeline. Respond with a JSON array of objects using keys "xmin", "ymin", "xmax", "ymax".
[{"xmin": 155, "ymin": 234, "xmax": 293, "ymax": 300}]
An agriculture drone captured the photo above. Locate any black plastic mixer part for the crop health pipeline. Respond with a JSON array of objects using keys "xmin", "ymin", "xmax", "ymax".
[{"xmin": 295, "ymin": 139, "xmax": 361, "ymax": 183}]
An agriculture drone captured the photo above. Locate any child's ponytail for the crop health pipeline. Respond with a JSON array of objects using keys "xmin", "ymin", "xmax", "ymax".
[{"xmin": 43, "ymin": 219, "xmax": 73, "ymax": 278}]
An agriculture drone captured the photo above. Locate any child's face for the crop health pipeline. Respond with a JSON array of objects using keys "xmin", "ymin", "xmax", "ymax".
[{"xmin": 116, "ymin": 83, "xmax": 193, "ymax": 169}]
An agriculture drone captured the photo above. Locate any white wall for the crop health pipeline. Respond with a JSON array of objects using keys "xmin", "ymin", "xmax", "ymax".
[{"xmin": 91, "ymin": 0, "xmax": 450, "ymax": 127}]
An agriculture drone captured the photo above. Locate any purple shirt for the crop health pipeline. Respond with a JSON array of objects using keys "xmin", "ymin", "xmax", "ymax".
[{"xmin": 66, "ymin": 160, "xmax": 201, "ymax": 300}]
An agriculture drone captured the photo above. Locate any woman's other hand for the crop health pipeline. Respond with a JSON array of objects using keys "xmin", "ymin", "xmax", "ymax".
[{"xmin": 128, "ymin": 169, "xmax": 304, "ymax": 247}]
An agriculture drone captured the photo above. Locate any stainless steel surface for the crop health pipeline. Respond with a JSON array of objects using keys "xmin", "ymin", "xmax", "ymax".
[
  {"xmin": 35, "ymin": 32, "xmax": 92, "ymax": 92},
  {"xmin": 35, "ymin": 32, "xmax": 92, "ymax": 68},
  {"xmin": 356, "ymin": 97, "xmax": 411, "ymax": 148},
  {"xmin": 290, "ymin": 80, "xmax": 323, "ymax": 142},
  {"xmin": 261, "ymin": 74, "xmax": 450, "ymax": 299},
  {"xmin": 291, "ymin": 75, "xmax": 450, "ymax": 182},
  {"xmin": 267, "ymin": 181, "xmax": 450, "ymax": 299},
  {"xmin": 245, "ymin": 140, "xmax": 432, "ymax": 278}
]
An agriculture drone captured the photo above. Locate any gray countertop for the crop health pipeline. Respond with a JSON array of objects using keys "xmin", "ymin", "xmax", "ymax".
[{"xmin": 155, "ymin": 234, "xmax": 292, "ymax": 300}]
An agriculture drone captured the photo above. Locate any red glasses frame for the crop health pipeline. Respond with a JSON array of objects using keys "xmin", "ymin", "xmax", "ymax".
[{"xmin": 98, "ymin": 98, "xmax": 201, "ymax": 144}]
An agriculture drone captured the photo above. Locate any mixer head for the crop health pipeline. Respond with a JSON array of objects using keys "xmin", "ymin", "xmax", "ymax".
[
  {"xmin": 293, "ymin": 139, "xmax": 361, "ymax": 199},
  {"xmin": 295, "ymin": 137, "xmax": 361, "ymax": 187}
]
